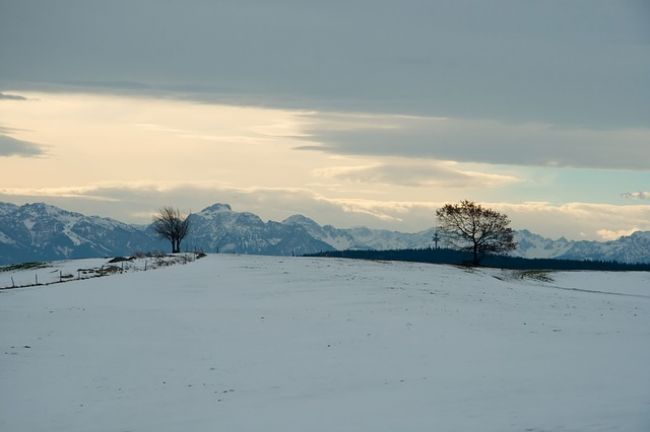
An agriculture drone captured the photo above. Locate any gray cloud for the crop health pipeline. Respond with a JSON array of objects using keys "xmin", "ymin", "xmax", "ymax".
[
  {"xmin": 0, "ymin": 133, "xmax": 43, "ymax": 157},
  {"xmin": 622, "ymin": 192, "xmax": 650, "ymax": 200},
  {"xmin": 1, "ymin": 0, "xmax": 649, "ymax": 129},
  {"xmin": 0, "ymin": 92, "xmax": 27, "ymax": 100},
  {"xmin": 298, "ymin": 114, "xmax": 650, "ymax": 170}
]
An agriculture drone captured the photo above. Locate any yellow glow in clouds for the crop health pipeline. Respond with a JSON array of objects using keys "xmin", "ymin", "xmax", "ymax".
[{"xmin": 0, "ymin": 92, "xmax": 337, "ymax": 191}]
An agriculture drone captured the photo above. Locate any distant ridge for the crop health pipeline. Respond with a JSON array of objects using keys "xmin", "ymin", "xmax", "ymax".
[
  {"xmin": 0, "ymin": 203, "xmax": 159, "ymax": 264},
  {"xmin": 0, "ymin": 201, "xmax": 649, "ymax": 265}
]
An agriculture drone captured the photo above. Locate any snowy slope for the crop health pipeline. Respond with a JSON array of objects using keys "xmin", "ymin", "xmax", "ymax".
[
  {"xmin": 1, "ymin": 255, "xmax": 649, "ymax": 431},
  {"xmin": 0, "ymin": 202, "xmax": 18, "ymax": 217},
  {"xmin": 0, "ymin": 254, "xmax": 200, "ymax": 288}
]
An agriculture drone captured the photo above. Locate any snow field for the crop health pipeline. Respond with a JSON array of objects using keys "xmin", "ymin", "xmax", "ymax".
[
  {"xmin": 0, "ymin": 254, "xmax": 199, "ymax": 288},
  {"xmin": 1, "ymin": 255, "xmax": 649, "ymax": 431}
]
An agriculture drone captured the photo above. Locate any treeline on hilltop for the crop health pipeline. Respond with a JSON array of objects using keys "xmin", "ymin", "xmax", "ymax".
[{"xmin": 306, "ymin": 248, "xmax": 650, "ymax": 272}]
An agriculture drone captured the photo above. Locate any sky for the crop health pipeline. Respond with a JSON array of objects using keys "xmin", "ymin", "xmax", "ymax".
[{"xmin": 1, "ymin": 0, "xmax": 649, "ymax": 240}]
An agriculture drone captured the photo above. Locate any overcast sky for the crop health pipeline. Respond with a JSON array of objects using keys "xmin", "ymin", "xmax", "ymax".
[{"xmin": 1, "ymin": 0, "xmax": 649, "ymax": 240}]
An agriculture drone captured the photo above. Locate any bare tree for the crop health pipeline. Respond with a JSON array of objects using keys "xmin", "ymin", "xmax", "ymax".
[
  {"xmin": 152, "ymin": 207, "xmax": 191, "ymax": 253},
  {"xmin": 436, "ymin": 200, "xmax": 516, "ymax": 266}
]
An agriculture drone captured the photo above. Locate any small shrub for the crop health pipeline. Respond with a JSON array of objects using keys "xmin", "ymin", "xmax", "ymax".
[
  {"xmin": 97, "ymin": 266, "xmax": 121, "ymax": 275},
  {"xmin": 516, "ymin": 270, "xmax": 554, "ymax": 283}
]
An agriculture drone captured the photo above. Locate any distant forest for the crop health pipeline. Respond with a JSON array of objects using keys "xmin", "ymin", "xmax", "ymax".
[{"xmin": 306, "ymin": 248, "xmax": 650, "ymax": 272}]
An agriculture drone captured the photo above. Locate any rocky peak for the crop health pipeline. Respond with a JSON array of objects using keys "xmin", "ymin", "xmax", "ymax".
[{"xmin": 200, "ymin": 203, "xmax": 233, "ymax": 213}]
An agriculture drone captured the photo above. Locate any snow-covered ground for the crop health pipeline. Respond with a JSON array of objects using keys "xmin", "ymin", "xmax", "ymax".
[
  {"xmin": 1, "ymin": 254, "xmax": 649, "ymax": 431},
  {"xmin": 0, "ymin": 254, "xmax": 199, "ymax": 288}
]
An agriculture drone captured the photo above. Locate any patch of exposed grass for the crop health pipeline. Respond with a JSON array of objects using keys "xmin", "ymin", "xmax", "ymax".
[
  {"xmin": 516, "ymin": 270, "xmax": 554, "ymax": 283},
  {"xmin": 494, "ymin": 270, "xmax": 555, "ymax": 283}
]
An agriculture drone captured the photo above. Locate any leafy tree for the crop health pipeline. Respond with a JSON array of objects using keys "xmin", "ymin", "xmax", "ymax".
[
  {"xmin": 152, "ymin": 207, "xmax": 191, "ymax": 253},
  {"xmin": 436, "ymin": 200, "xmax": 516, "ymax": 265}
]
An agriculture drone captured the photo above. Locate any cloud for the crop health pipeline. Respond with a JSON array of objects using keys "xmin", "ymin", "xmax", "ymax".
[
  {"xmin": 298, "ymin": 113, "xmax": 650, "ymax": 170},
  {"xmin": 596, "ymin": 227, "xmax": 641, "ymax": 241},
  {"xmin": 493, "ymin": 201, "xmax": 650, "ymax": 240},
  {"xmin": 0, "ymin": 181, "xmax": 355, "ymax": 220},
  {"xmin": 622, "ymin": 191, "xmax": 650, "ymax": 200},
  {"xmin": 314, "ymin": 161, "xmax": 518, "ymax": 188},
  {"xmin": 1, "ymin": 1, "xmax": 649, "ymax": 129},
  {"xmin": 0, "ymin": 185, "xmax": 117, "ymax": 201},
  {"xmin": 0, "ymin": 92, "xmax": 27, "ymax": 100},
  {"xmin": 0, "ymin": 133, "xmax": 44, "ymax": 157}
]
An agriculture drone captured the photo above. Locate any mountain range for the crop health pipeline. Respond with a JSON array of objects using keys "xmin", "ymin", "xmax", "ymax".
[{"xmin": 0, "ymin": 201, "xmax": 648, "ymax": 265}]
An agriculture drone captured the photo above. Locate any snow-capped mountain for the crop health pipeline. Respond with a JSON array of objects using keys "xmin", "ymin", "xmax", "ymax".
[
  {"xmin": 511, "ymin": 229, "xmax": 650, "ymax": 264},
  {"xmin": 511, "ymin": 229, "xmax": 574, "ymax": 259},
  {"xmin": 282, "ymin": 215, "xmax": 650, "ymax": 264},
  {"xmin": 556, "ymin": 231, "xmax": 650, "ymax": 264},
  {"xmin": 0, "ymin": 203, "xmax": 161, "ymax": 264},
  {"xmin": 182, "ymin": 204, "xmax": 334, "ymax": 256},
  {"xmin": 0, "ymin": 201, "xmax": 649, "ymax": 265},
  {"xmin": 282, "ymin": 214, "xmax": 436, "ymax": 250}
]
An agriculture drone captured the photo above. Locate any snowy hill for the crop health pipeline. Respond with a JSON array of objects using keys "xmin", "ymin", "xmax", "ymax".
[
  {"xmin": 1, "ymin": 201, "xmax": 649, "ymax": 264},
  {"xmin": 1, "ymin": 255, "xmax": 648, "ymax": 431}
]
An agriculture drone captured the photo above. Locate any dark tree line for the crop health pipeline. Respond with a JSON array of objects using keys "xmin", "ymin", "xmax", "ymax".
[{"xmin": 307, "ymin": 248, "xmax": 650, "ymax": 272}]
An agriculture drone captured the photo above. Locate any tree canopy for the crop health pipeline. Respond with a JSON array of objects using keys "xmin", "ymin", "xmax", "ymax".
[
  {"xmin": 436, "ymin": 200, "xmax": 516, "ymax": 265},
  {"xmin": 152, "ymin": 207, "xmax": 191, "ymax": 254}
]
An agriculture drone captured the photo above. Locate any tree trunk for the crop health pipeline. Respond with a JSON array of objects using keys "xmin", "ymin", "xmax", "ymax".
[{"xmin": 472, "ymin": 243, "xmax": 479, "ymax": 266}]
